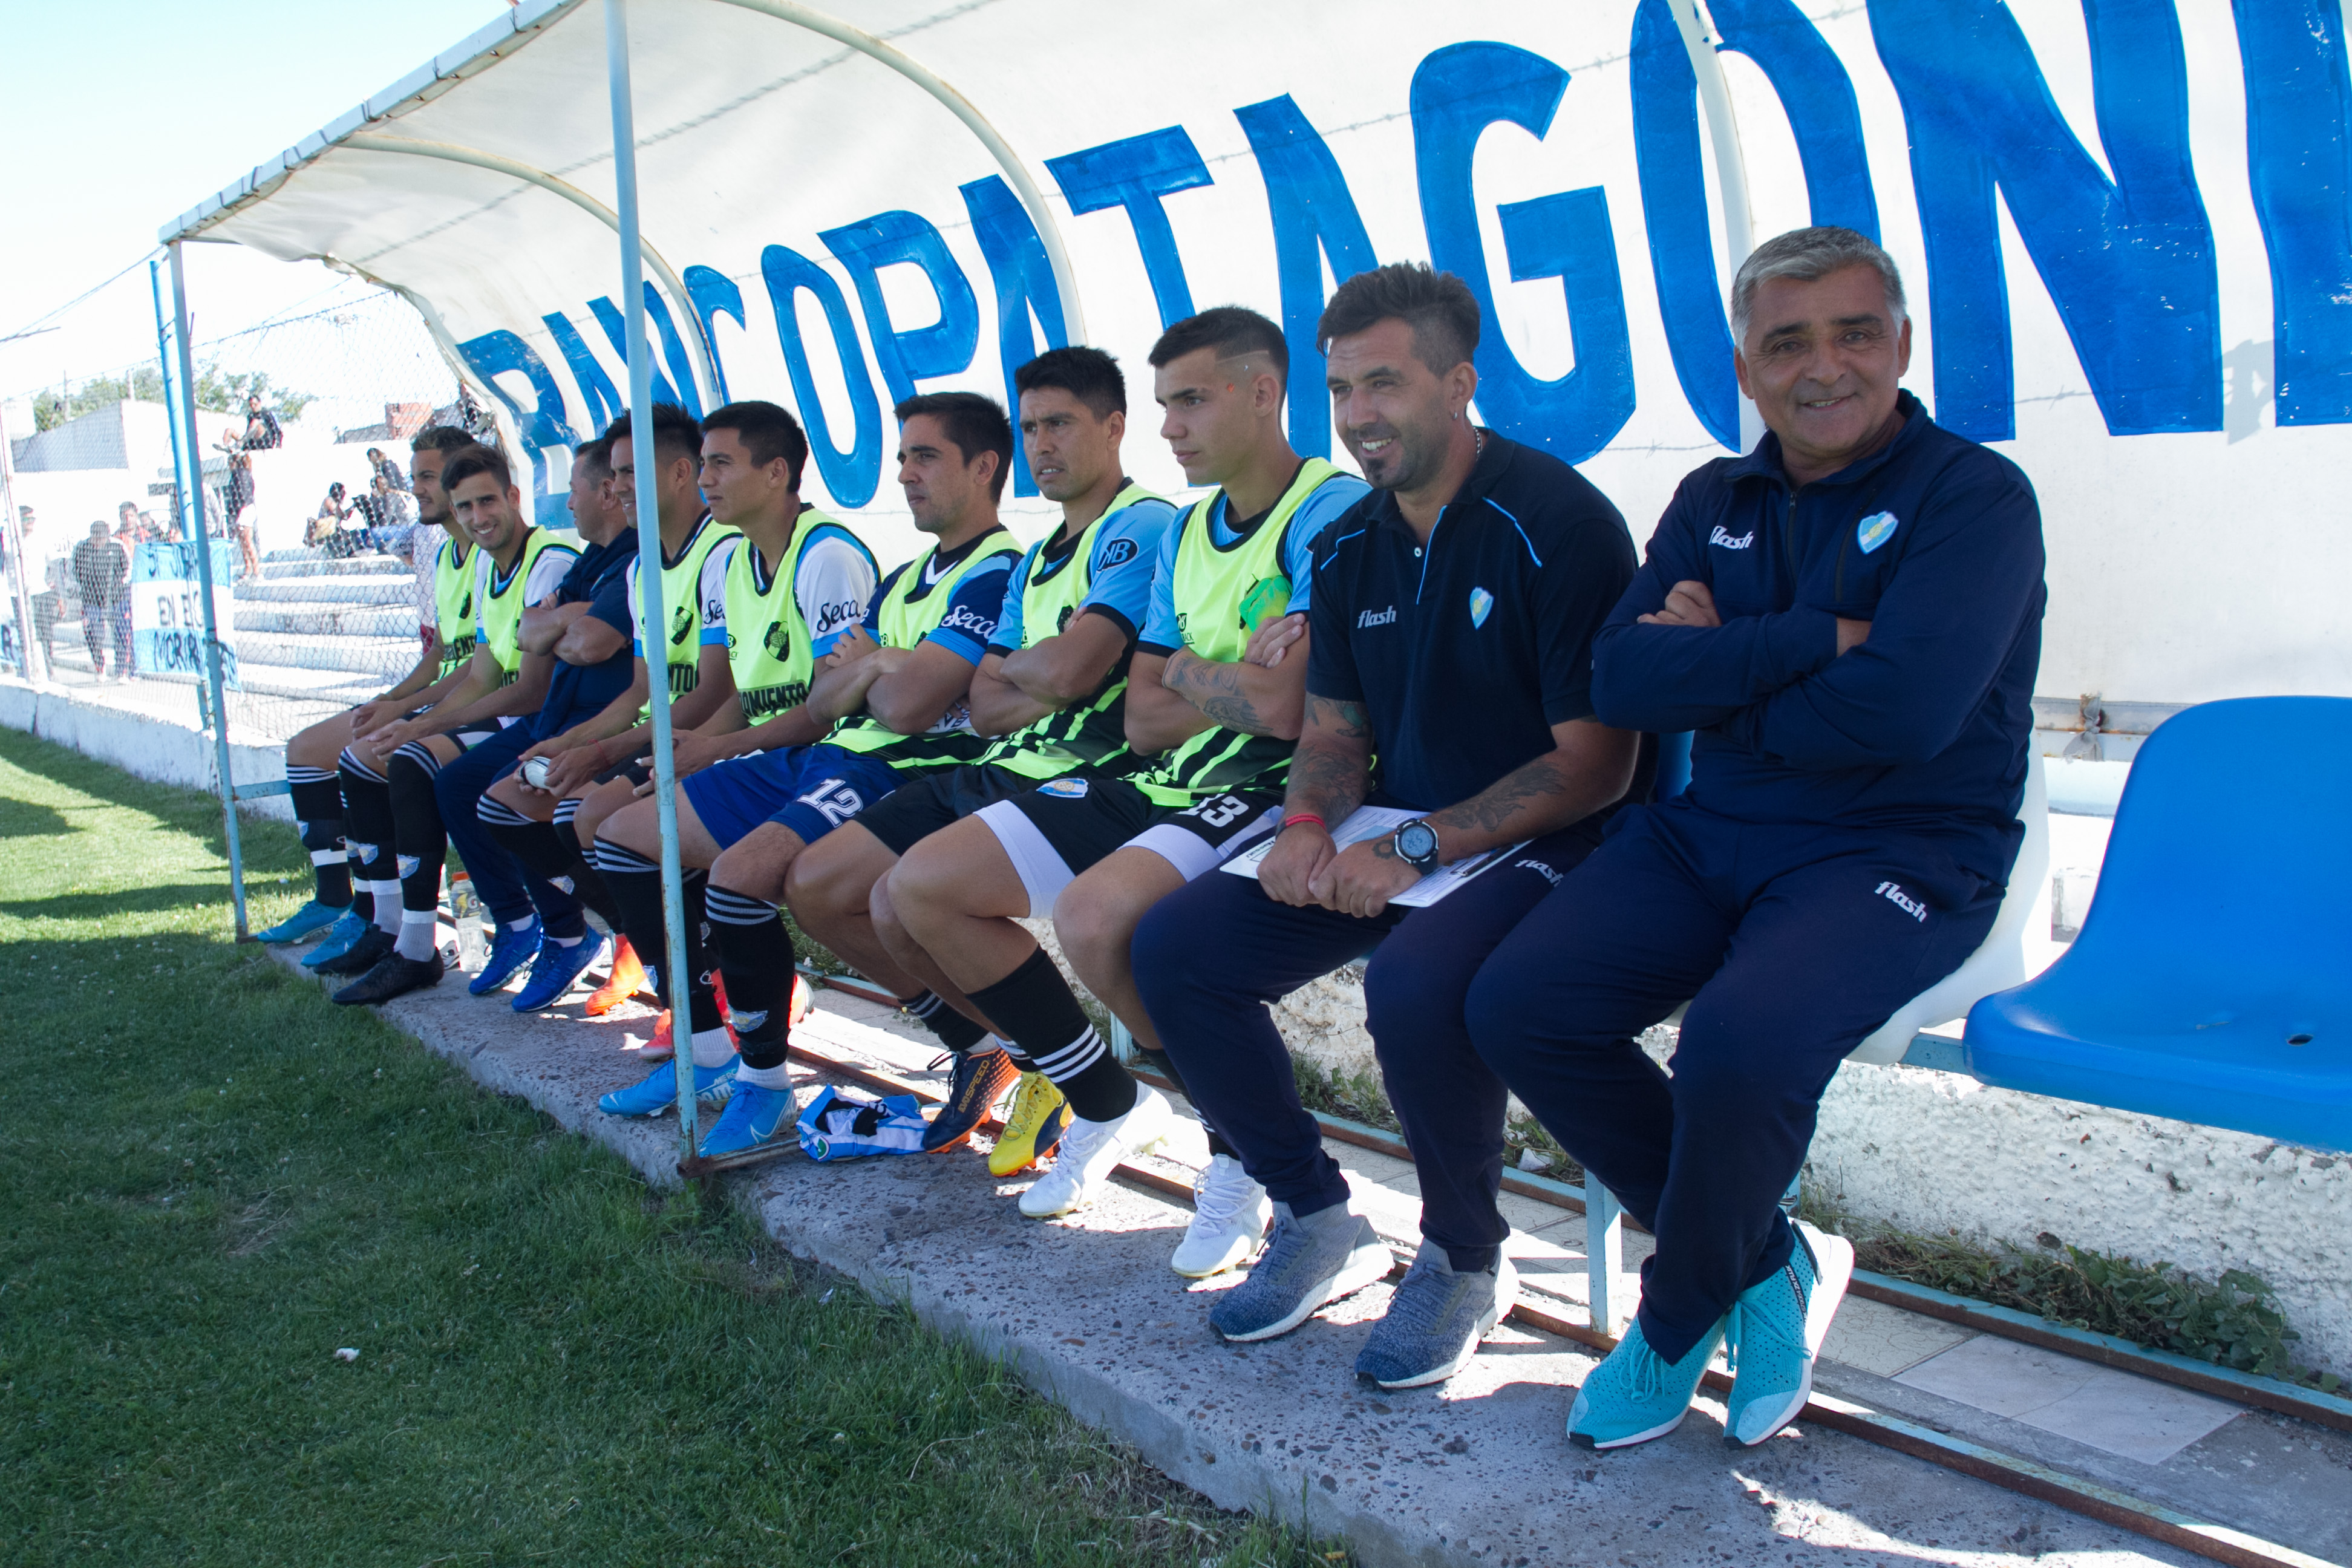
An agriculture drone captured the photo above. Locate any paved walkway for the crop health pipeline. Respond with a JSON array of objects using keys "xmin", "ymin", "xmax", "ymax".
[{"xmin": 267, "ymin": 943, "xmax": 2348, "ymax": 1568}]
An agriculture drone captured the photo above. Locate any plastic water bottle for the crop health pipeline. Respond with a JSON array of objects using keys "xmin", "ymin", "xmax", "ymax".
[{"xmin": 448, "ymin": 872, "xmax": 486, "ymax": 976}]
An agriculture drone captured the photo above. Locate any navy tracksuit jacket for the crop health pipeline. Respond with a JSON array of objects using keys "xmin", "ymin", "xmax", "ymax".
[{"xmin": 1466, "ymin": 391, "xmax": 2047, "ymax": 1361}]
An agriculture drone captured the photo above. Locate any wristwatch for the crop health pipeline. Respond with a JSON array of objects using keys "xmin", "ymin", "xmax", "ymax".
[{"xmin": 1393, "ymin": 819, "xmax": 1441, "ymax": 875}]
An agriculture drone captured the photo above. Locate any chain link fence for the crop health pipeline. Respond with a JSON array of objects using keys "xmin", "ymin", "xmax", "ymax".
[{"xmin": 3, "ymin": 275, "xmax": 490, "ymax": 750}]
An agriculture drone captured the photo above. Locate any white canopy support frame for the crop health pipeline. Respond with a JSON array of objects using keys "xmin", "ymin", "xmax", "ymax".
[
  {"xmin": 340, "ymin": 131, "xmax": 722, "ymax": 412},
  {"xmin": 1667, "ymin": 0, "xmax": 1764, "ymax": 454}
]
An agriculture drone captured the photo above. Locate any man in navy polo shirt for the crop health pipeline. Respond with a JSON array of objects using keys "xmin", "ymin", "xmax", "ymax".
[
  {"xmin": 1131, "ymin": 263, "xmax": 1645, "ymax": 1387},
  {"xmin": 1467, "ymin": 227, "xmax": 2045, "ymax": 1452}
]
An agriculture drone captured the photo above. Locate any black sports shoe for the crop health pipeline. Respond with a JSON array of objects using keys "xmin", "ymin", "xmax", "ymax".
[
  {"xmin": 313, "ymin": 926, "xmax": 396, "ymax": 977},
  {"xmin": 921, "ymin": 1046, "xmax": 1019, "ymax": 1152},
  {"xmin": 333, "ymin": 952, "xmax": 445, "ymax": 1006}
]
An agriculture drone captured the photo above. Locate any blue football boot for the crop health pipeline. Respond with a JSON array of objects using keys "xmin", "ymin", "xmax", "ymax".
[
  {"xmin": 256, "ymin": 898, "xmax": 347, "ymax": 945},
  {"xmin": 697, "ymin": 1082, "xmax": 797, "ymax": 1157},
  {"xmin": 467, "ymin": 921, "xmax": 539, "ymax": 996},
  {"xmin": 511, "ymin": 932, "xmax": 610, "ymax": 1013},
  {"xmin": 599, "ymin": 1057, "xmax": 738, "ymax": 1117},
  {"xmin": 300, "ymin": 907, "xmax": 371, "ymax": 970}
]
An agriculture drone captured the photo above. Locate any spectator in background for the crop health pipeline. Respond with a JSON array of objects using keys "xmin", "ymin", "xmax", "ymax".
[
  {"xmin": 242, "ymin": 393, "xmax": 283, "ymax": 451},
  {"xmin": 309, "ymin": 482, "xmax": 355, "ymax": 555},
  {"xmin": 368, "ymin": 446, "xmax": 411, "ymax": 493},
  {"xmin": 72, "ymin": 521, "xmax": 129, "ymax": 679},
  {"xmin": 117, "ymin": 501, "xmax": 142, "ymax": 542},
  {"xmin": 226, "ymin": 451, "xmax": 261, "ymax": 578},
  {"xmin": 18, "ymin": 507, "xmax": 60, "ymax": 667},
  {"xmin": 354, "ymin": 474, "xmax": 414, "ymax": 557}
]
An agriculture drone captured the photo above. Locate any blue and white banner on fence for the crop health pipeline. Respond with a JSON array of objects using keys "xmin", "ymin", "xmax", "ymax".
[{"xmin": 132, "ymin": 542, "xmax": 237, "ymax": 688}]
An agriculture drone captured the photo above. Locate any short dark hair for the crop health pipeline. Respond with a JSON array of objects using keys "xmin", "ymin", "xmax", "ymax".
[
  {"xmin": 572, "ymin": 434, "xmax": 612, "ymax": 483},
  {"xmin": 1013, "ymin": 346, "xmax": 1126, "ymax": 420},
  {"xmin": 439, "ymin": 443, "xmax": 513, "ymax": 495},
  {"xmin": 1148, "ymin": 305, "xmax": 1289, "ymax": 386},
  {"xmin": 702, "ymin": 400, "xmax": 810, "ymax": 491},
  {"xmin": 604, "ymin": 403, "xmax": 704, "ymax": 469},
  {"xmin": 410, "ymin": 424, "xmax": 475, "ymax": 456},
  {"xmin": 1316, "ymin": 263, "xmax": 1481, "ymax": 375},
  {"xmin": 895, "ymin": 391, "xmax": 1013, "ymax": 502}
]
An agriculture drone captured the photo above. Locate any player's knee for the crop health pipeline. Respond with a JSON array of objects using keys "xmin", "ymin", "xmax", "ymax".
[
  {"xmin": 886, "ymin": 842, "xmax": 962, "ymax": 936},
  {"xmin": 1056, "ymin": 874, "xmax": 1146, "ymax": 990},
  {"xmin": 1363, "ymin": 944, "xmax": 1463, "ymax": 1048},
  {"xmin": 1463, "ymin": 962, "xmax": 1540, "ymax": 1077},
  {"xmin": 713, "ymin": 831, "xmax": 792, "ymax": 906},
  {"xmin": 602, "ymin": 797, "xmax": 662, "ymax": 860},
  {"xmin": 783, "ymin": 829, "xmax": 869, "ymax": 921},
  {"xmin": 1125, "ymin": 893, "xmax": 1193, "ymax": 1010}
]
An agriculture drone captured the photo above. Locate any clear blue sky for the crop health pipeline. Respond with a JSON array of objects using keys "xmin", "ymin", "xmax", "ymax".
[{"xmin": 2, "ymin": 0, "xmax": 508, "ymax": 398}]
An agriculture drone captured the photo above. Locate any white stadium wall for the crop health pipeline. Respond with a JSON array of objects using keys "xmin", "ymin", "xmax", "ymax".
[{"xmin": 171, "ymin": 0, "xmax": 2352, "ymax": 711}]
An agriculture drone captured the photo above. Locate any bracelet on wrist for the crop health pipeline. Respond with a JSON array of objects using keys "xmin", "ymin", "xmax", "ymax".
[{"xmin": 1278, "ymin": 812, "xmax": 1327, "ymax": 834}]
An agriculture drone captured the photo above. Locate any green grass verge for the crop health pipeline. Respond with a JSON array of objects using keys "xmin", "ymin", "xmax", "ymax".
[{"xmin": 0, "ymin": 728, "xmax": 1347, "ymax": 1567}]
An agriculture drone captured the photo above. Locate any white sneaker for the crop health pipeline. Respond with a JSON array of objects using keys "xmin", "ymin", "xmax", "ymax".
[
  {"xmin": 1019, "ymin": 1085, "xmax": 1171, "ymax": 1218},
  {"xmin": 1171, "ymin": 1154, "xmax": 1272, "ymax": 1277}
]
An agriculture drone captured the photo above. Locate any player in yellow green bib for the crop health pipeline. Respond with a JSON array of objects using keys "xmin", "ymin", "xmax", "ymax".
[
  {"xmin": 259, "ymin": 425, "xmax": 481, "ymax": 950},
  {"xmin": 322, "ymin": 442, "xmax": 581, "ymax": 1005},
  {"xmin": 788, "ymin": 347, "xmax": 1178, "ymax": 1166},
  {"xmin": 591, "ymin": 394, "xmax": 1021, "ymax": 1160},
  {"xmin": 878, "ymin": 309, "xmax": 1367, "ymax": 1236}
]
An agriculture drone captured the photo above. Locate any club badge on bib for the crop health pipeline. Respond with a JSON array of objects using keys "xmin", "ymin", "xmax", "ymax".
[
  {"xmin": 1857, "ymin": 511, "xmax": 1900, "ymax": 555},
  {"xmin": 1037, "ymin": 777, "xmax": 1089, "ymax": 798}
]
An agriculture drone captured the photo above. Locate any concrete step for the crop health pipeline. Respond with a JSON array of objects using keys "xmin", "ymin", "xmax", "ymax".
[
  {"xmin": 236, "ymin": 577, "xmax": 416, "ymax": 606},
  {"xmin": 231, "ymin": 630, "xmax": 419, "ymax": 678},
  {"xmin": 259, "ymin": 553, "xmax": 410, "ymax": 579},
  {"xmin": 234, "ymin": 604, "xmax": 419, "ymax": 638}
]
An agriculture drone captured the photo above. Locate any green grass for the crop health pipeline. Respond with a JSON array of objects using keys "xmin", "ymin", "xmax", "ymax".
[{"xmin": 0, "ymin": 728, "xmax": 1346, "ymax": 1567}]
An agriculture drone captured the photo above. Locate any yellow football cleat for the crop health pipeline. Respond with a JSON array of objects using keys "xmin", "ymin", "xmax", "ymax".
[{"xmin": 988, "ymin": 1071, "xmax": 1071, "ymax": 1177}]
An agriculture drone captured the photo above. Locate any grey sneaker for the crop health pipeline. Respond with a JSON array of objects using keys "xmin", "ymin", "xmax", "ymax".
[
  {"xmin": 1208, "ymin": 1201, "xmax": 1391, "ymax": 1343},
  {"xmin": 1353, "ymin": 1241, "xmax": 1520, "ymax": 1388}
]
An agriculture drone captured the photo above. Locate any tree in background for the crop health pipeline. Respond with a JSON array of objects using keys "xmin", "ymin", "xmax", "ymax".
[{"xmin": 32, "ymin": 365, "xmax": 315, "ymax": 431}]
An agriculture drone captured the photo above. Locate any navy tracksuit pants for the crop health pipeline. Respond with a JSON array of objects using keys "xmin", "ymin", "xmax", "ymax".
[
  {"xmin": 431, "ymin": 725, "xmax": 586, "ymax": 938},
  {"xmin": 1465, "ymin": 799, "xmax": 2001, "ymax": 1362},
  {"xmin": 1132, "ymin": 830, "xmax": 1601, "ymax": 1272}
]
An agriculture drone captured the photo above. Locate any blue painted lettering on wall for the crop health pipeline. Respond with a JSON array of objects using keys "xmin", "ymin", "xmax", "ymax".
[
  {"xmin": 819, "ymin": 210, "xmax": 981, "ymax": 412},
  {"xmin": 457, "ymin": 329, "xmax": 579, "ymax": 519},
  {"xmin": 2233, "ymin": 0, "xmax": 2352, "ymax": 426},
  {"xmin": 682, "ymin": 264, "xmax": 743, "ymax": 407},
  {"xmin": 962, "ymin": 175, "xmax": 1071, "ymax": 497},
  {"xmin": 1234, "ymin": 95, "xmax": 1379, "ymax": 460},
  {"xmin": 1047, "ymin": 126, "xmax": 1214, "ymax": 330},
  {"xmin": 589, "ymin": 284, "xmax": 703, "ymax": 418},
  {"xmin": 1413, "ymin": 43, "xmax": 1635, "ymax": 463},
  {"xmin": 1631, "ymin": 0, "xmax": 1878, "ymax": 450},
  {"xmin": 541, "ymin": 310, "xmax": 621, "ymax": 434},
  {"xmin": 759, "ymin": 246, "xmax": 883, "ymax": 509},
  {"xmin": 1870, "ymin": 0, "xmax": 2221, "ymax": 440}
]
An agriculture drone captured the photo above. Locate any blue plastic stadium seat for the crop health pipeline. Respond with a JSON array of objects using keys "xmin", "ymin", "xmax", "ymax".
[{"xmin": 1964, "ymin": 697, "xmax": 2352, "ymax": 1153}]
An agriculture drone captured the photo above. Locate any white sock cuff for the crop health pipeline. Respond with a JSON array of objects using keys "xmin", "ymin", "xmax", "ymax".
[
  {"xmin": 690, "ymin": 1028, "xmax": 737, "ymax": 1069},
  {"xmin": 736, "ymin": 1060, "xmax": 794, "ymax": 1090}
]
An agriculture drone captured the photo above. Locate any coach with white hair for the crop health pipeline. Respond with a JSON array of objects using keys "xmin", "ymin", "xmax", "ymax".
[{"xmin": 1465, "ymin": 226, "xmax": 2047, "ymax": 1452}]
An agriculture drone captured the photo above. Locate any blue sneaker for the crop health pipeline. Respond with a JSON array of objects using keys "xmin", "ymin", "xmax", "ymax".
[
  {"xmin": 511, "ymin": 933, "xmax": 610, "ymax": 1013},
  {"xmin": 467, "ymin": 922, "xmax": 539, "ymax": 996},
  {"xmin": 1208, "ymin": 1201, "xmax": 1392, "ymax": 1343},
  {"xmin": 599, "ymin": 1057, "xmax": 738, "ymax": 1117},
  {"xmin": 1354, "ymin": 1242, "xmax": 1520, "ymax": 1389},
  {"xmin": 697, "ymin": 1081, "xmax": 797, "ymax": 1157},
  {"xmin": 300, "ymin": 908, "xmax": 370, "ymax": 970},
  {"xmin": 1723, "ymin": 1220, "xmax": 1855, "ymax": 1447},
  {"xmin": 256, "ymin": 898, "xmax": 347, "ymax": 944},
  {"xmin": 1567, "ymin": 1315, "xmax": 1726, "ymax": 1451}
]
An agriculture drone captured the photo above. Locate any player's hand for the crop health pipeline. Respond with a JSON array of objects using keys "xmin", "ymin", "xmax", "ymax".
[
  {"xmin": 825, "ymin": 624, "xmax": 880, "ymax": 666},
  {"xmin": 1243, "ymin": 612, "xmax": 1307, "ymax": 668},
  {"xmin": 1639, "ymin": 580, "xmax": 1721, "ymax": 629},
  {"xmin": 349, "ymin": 700, "xmax": 391, "ymax": 735},
  {"xmin": 1835, "ymin": 617, "xmax": 1872, "ymax": 656},
  {"xmin": 1308, "ymin": 836, "xmax": 1423, "ymax": 920},
  {"xmin": 533, "ymin": 742, "xmax": 608, "ymax": 799},
  {"xmin": 1258, "ymin": 820, "xmax": 1336, "ymax": 907},
  {"xmin": 665, "ymin": 730, "xmax": 732, "ymax": 779},
  {"xmin": 368, "ymin": 716, "xmax": 425, "ymax": 751}
]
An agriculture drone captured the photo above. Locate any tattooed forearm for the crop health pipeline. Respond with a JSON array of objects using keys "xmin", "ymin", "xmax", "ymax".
[
  {"xmin": 1301, "ymin": 693, "xmax": 1371, "ymax": 740},
  {"xmin": 1164, "ymin": 648, "xmax": 1293, "ymax": 736},
  {"xmin": 1284, "ymin": 733, "xmax": 1371, "ymax": 822},
  {"xmin": 1428, "ymin": 756, "xmax": 1572, "ymax": 836},
  {"xmin": 1194, "ymin": 694, "xmax": 1266, "ymax": 730}
]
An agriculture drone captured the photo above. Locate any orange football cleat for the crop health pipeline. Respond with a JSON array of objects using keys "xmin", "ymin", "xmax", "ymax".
[{"xmin": 583, "ymin": 935, "xmax": 648, "ymax": 1017}]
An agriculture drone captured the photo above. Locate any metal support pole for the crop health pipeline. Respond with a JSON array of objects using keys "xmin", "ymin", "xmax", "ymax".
[
  {"xmin": 1586, "ymin": 1181, "xmax": 1627, "ymax": 1338},
  {"xmin": 0, "ymin": 399, "xmax": 41, "ymax": 683},
  {"xmin": 606, "ymin": 0, "xmax": 701, "ymax": 1156},
  {"xmin": 1668, "ymin": 0, "xmax": 1765, "ymax": 454},
  {"xmin": 161, "ymin": 244, "xmax": 251, "ymax": 939}
]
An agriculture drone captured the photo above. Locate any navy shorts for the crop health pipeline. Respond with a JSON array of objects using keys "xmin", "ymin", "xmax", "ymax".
[
  {"xmin": 854, "ymin": 762, "xmax": 1049, "ymax": 856},
  {"xmin": 681, "ymin": 743, "xmax": 902, "ymax": 851}
]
